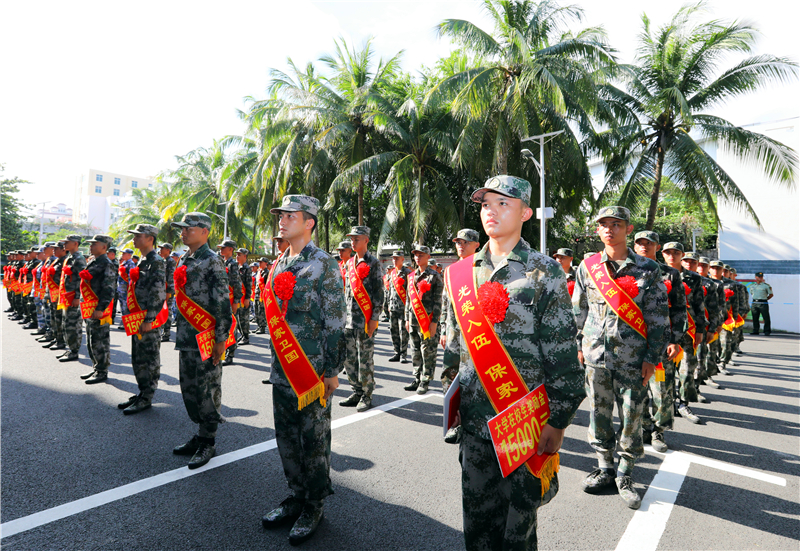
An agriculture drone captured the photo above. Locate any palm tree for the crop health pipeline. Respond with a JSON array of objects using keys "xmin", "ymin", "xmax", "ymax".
[
  {"xmin": 109, "ymin": 185, "xmax": 183, "ymax": 248},
  {"xmin": 594, "ymin": 3, "xmax": 798, "ymax": 229}
]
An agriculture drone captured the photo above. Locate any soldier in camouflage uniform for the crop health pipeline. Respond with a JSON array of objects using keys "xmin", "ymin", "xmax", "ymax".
[
  {"xmin": 553, "ymin": 248, "xmax": 576, "ymax": 282},
  {"xmin": 159, "ymin": 242, "xmax": 176, "ymax": 342},
  {"xmin": 116, "ymin": 225, "xmax": 167, "ymax": 414},
  {"xmin": 574, "ymin": 206, "xmax": 669, "ymax": 509},
  {"xmin": 632, "ymin": 232, "xmax": 687, "ymax": 449},
  {"xmin": 170, "ymin": 213, "xmax": 232, "ymax": 470},
  {"xmin": 77, "ymin": 235, "xmax": 116, "ymax": 383},
  {"xmin": 217, "ymin": 239, "xmax": 242, "ymax": 366},
  {"xmin": 386, "ymin": 250, "xmax": 411, "ymax": 363},
  {"xmin": 730, "ymin": 268, "xmax": 748, "ymax": 354},
  {"xmin": 58, "ymin": 235, "xmax": 87, "ymax": 362},
  {"xmin": 442, "ymin": 175, "xmax": 585, "ymax": 551},
  {"xmin": 117, "ymin": 248, "xmax": 136, "ymax": 329},
  {"xmin": 696, "ymin": 257, "xmax": 725, "ymax": 379},
  {"xmin": 403, "ymin": 245, "xmax": 443, "ymax": 394},
  {"xmin": 683, "ymin": 253, "xmax": 723, "ymax": 390},
  {"xmin": 253, "ymin": 257, "xmax": 269, "ymax": 334},
  {"xmin": 662, "ymin": 242, "xmax": 709, "ymax": 425},
  {"xmin": 33, "ymin": 243, "xmax": 57, "ymax": 338},
  {"xmin": 339, "ymin": 226, "xmax": 384, "ymax": 412},
  {"xmin": 107, "ymin": 247, "xmax": 119, "ymax": 324},
  {"xmin": 22, "ymin": 247, "xmax": 41, "ymax": 329},
  {"xmin": 44, "ymin": 243, "xmax": 68, "ymax": 350},
  {"xmin": 260, "ymin": 195, "xmax": 346, "ymax": 545},
  {"xmin": 235, "ymin": 247, "xmax": 252, "ymax": 345},
  {"xmin": 709, "ymin": 260, "xmax": 737, "ymax": 376}
]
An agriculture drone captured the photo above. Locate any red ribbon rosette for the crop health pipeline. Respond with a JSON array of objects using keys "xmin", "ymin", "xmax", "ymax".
[
  {"xmin": 79, "ymin": 270, "xmax": 93, "ymax": 281},
  {"xmin": 724, "ymin": 288, "xmax": 734, "ymax": 301},
  {"xmin": 663, "ymin": 280, "xmax": 672, "ymax": 295},
  {"xmin": 478, "ymin": 281, "xmax": 510, "ymax": 325},
  {"xmin": 274, "ymin": 271, "xmax": 296, "ymax": 315},
  {"xmin": 615, "ymin": 275, "xmax": 639, "ymax": 298},
  {"xmin": 356, "ymin": 262, "xmax": 370, "ymax": 280},
  {"xmin": 174, "ymin": 265, "xmax": 187, "ymax": 289},
  {"xmin": 417, "ymin": 279, "xmax": 431, "ymax": 296},
  {"xmin": 21, "ymin": 266, "xmax": 29, "ymax": 276},
  {"xmin": 683, "ymin": 282, "xmax": 691, "ymax": 296},
  {"xmin": 129, "ymin": 267, "xmax": 140, "ymax": 284},
  {"xmin": 118, "ymin": 265, "xmax": 126, "ymax": 278},
  {"xmin": 397, "ymin": 277, "xmax": 405, "ymax": 286},
  {"xmin": 567, "ymin": 280, "xmax": 575, "ymax": 296},
  {"xmin": 48, "ymin": 266, "xmax": 56, "ymax": 277},
  {"xmin": 63, "ymin": 266, "xmax": 73, "ymax": 277}
]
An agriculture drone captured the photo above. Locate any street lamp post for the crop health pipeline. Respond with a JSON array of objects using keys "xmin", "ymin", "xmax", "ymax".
[
  {"xmin": 37, "ymin": 201, "xmax": 51, "ymax": 246},
  {"xmin": 521, "ymin": 130, "xmax": 564, "ymax": 254},
  {"xmin": 216, "ymin": 201, "xmax": 230, "ymax": 241},
  {"xmin": 692, "ymin": 227, "xmax": 703, "ymax": 253}
]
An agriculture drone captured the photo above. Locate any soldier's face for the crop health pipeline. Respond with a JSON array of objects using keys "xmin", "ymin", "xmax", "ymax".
[
  {"xmin": 277, "ymin": 211, "xmax": 309, "ymax": 241},
  {"xmin": 454, "ymin": 238, "xmax": 480, "ymax": 259},
  {"xmin": 598, "ymin": 218, "xmax": 632, "ymax": 247},
  {"xmin": 159, "ymin": 248, "xmax": 170, "ymax": 259},
  {"xmin": 133, "ymin": 233, "xmax": 153, "ymax": 251},
  {"xmin": 339, "ymin": 248, "xmax": 352, "ymax": 260},
  {"xmin": 682, "ymin": 259, "xmax": 698, "ymax": 272},
  {"xmin": 413, "ymin": 252, "xmax": 429, "ymax": 268},
  {"xmin": 710, "ymin": 267, "xmax": 723, "ymax": 279},
  {"xmin": 697, "ymin": 263, "xmax": 708, "ymax": 276},
  {"xmin": 723, "ymin": 269, "xmax": 730, "ymax": 278},
  {"xmin": 122, "ymin": 253, "xmax": 132, "ymax": 261},
  {"xmin": 108, "ymin": 252, "xmax": 116, "ymax": 260},
  {"xmin": 64, "ymin": 241, "xmax": 78, "ymax": 253},
  {"xmin": 393, "ymin": 256, "xmax": 404, "ymax": 269},
  {"xmin": 480, "ymin": 193, "xmax": 531, "ymax": 238},
  {"xmin": 554, "ymin": 254, "xmax": 572, "ymax": 271},
  {"xmin": 662, "ymin": 249, "xmax": 683, "ymax": 267},
  {"xmin": 236, "ymin": 252, "xmax": 247, "ymax": 264},
  {"xmin": 180, "ymin": 226, "xmax": 208, "ymax": 247},
  {"xmin": 350, "ymin": 235, "xmax": 368, "ymax": 254},
  {"xmin": 633, "ymin": 238, "xmax": 658, "ymax": 259},
  {"xmin": 756, "ymin": 276, "xmax": 764, "ymax": 283},
  {"xmin": 89, "ymin": 242, "xmax": 106, "ymax": 257},
  {"xmin": 55, "ymin": 249, "xmax": 65, "ymax": 257},
  {"xmin": 219, "ymin": 246, "xmax": 234, "ymax": 258}
]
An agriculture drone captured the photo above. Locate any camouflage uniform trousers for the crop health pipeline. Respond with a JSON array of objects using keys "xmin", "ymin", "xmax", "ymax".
[
  {"xmin": 388, "ymin": 310, "xmax": 408, "ymax": 358},
  {"xmin": 441, "ymin": 365, "xmax": 459, "ymax": 394},
  {"xmin": 132, "ymin": 330, "xmax": 161, "ymax": 401},
  {"xmin": 273, "ymin": 383, "xmax": 333, "ymax": 503},
  {"xmin": 409, "ymin": 326, "xmax": 437, "ymax": 384},
  {"xmin": 720, "ymin": 329, "xmax": 735, "ymax": 366},
  {"xmin": 460, "ymin": 429, "xmax": 558, "ymax": 551},
  {"xmin": 14, "ymin": 292, "xmax": 24, "ymax": 316},
  {"xmin": 586, "ymin": 364, "xmax": 647, "ymax": 474},
  {"xmin": 35, "ymin": 297, "xmax": 49, "ymax": 329},
  {"xmin": 236, "ymin": 305, "xmax": 250, "ymax": 339},
  {"xmin": 678, "ymin": 335, "xmax": 699, "ymax": 403},
  {"xmin": 179, "ymin": 349, "xmax": 223, "ymax": 438},
  {"xmin": 734, "ymin": 326, "xmax": 744, "ymax": 348},
  {"xmin": 51, "ymin": 302, "xmax": 65, "ymax": 343},
  {"xmin": 708, "ymin": 339, "xmax": 722, "ymax": 376},
  {"xmin": 161, "ymin": 296, "xmax": 175, "ymax": 338},
  {"xmin": 695, "ymin": 341, "xmax": 709, "ymax": 382},
  {"xmin": 85, "ymin": 319, "xmax": 111, "ymax": 373},
  {"xmin": 642, "ymin": 358, "xmax": 675, "ymax": 435},
  {"xmin": 62, "ymin": 306, "xmax": 83, "ymax": 353},
  {"xmin": 26, "ymin": 295, "xmax": 37, "ymax": 323},
  {"xmin": 342, "ymin": 327, "xmax": 375, "ymax": 399},
  {"xmin": 254, "ymin": 300, "xmax": 267, "ymax": 330}
]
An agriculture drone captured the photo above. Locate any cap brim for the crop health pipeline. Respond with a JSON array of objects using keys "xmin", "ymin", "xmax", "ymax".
[
  {"xmin": 410, "ymin": 249, "xmax": 429, "ymax": 255},
  {"xmin": 171, "ymin": 222, "xmax": 190, "ymax": 228},
  {"xmin": 634, "ymin": 236, "xmax": 657, "ymax": 244},
  {"xmin": 471, "ymin": 187, "xmax": 516, "ymax": 203},
  {"xmin": 270, "ymin": 207, "xmax": 301, "ymax": 215},
  {"xmin": 595, "ymin": 214, "xmax": 628, "ymax": 223}
]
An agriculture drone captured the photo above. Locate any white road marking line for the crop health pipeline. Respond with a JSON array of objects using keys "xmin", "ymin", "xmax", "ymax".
[
  {"xmin": 615, "ymin": 448, "xmax": 787, "ymax": 551},
  {"xmin": 0, "ymin": 393, "xmax": 439, "ymax": 540}
]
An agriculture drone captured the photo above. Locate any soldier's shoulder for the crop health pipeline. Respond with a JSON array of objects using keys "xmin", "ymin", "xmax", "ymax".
[
  {"xmin": 635, "ymin": 253, "xmax": 660, "ymax": 273},
  {"xmin": 525, "ymin": 249, "xmax": 562, "ymax": 277}
]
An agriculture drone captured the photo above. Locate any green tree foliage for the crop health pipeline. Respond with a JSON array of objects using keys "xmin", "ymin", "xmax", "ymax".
[{"xmin": 1, "ymin": 165, "xmax": 36, "ymax": 253}]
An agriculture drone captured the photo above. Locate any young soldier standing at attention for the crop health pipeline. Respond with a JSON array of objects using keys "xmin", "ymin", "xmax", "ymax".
[
  {"xmin": 574, "ymin": 206, "xmax": 669, "ymax": 509},
  {"xmin": 260, "ymin": 195, "xmax": 345, "ymax": 546},
  {"xmin": 58, "ymin": 235, "xmax": 88, "ymax": 363},
  {"xmin": 217, "ymin": 239, "xmax": 242, "ymax": 366},
  {"xmin": 682, "ymin": 253, "xmax": 723, "ymax": 390},
  {"xmin": 386, "ymin": 250, "xmax": 411, "ymax": 364},
  {"xmin": 78, "ymin": 235, "xmax": 116, "ymax": 384},
  {"xmin": 442, "ymin": 175, "xmax": 584, "ymax": 550},
  {"xmin": 236, "ymin": 248, "xmax": 252, "ymax": 345},
  {"xmin": 709, "ymin": 260, "xmax": 737, "ymax": 376}
]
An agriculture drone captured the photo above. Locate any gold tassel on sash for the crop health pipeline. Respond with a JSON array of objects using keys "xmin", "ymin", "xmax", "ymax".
[{"xmin": 534, "ymin": 453, "xmax": 560, "ymax": 497}]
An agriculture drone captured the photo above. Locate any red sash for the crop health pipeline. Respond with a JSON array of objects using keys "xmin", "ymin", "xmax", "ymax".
[
  {"xmin": 392, "ymin": 270, "xmax": 407, "ymax": 305},
  {"xmin": 722, "ymin": 308, "xmax": 736, "ymax": 331},
  {"xmin": 446, "ymin": 255, "xmax": 558, "ymax": 494},
  {"xmin": 585, "ymin": 253, "xmax": 647, "ymax": 339},
  {"xmin": 79, "ymin": 277, "xmax": 114, "ymax": 324},
  {"xmin": 175, "ymin": 266, "xmax": 236, "ymax": 360},
  {"xmin": 21, "ymin": 268, "xmax": 34, "ymax": 295},
  {"xmin": 57, "ymin": 262, "xmax": 75, "ymax": 310},
  {"xmin": 348, "ymin": 257, "xmax": 373, "ymax": 333},
  {"xmin": 122, "ymin": 268, "xmax": 169, "ymax": 336},
  {"xmin": 407, "ymin": 271, "xmax": 432, "ymax": 338},
  {"xmin": 263, "ymin": 252, "xmax": 326, "ymax": 410},
  {"xmin": 48, "ymin": 268, "xmax": 60, "ymax": 303}
]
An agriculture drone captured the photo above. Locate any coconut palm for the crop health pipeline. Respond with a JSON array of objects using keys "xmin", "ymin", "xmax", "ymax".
[
  {"xmin": 108, "ymin": 185, "xmax": 183, "ymax": 248},
  {"xmin": 594, "ymin": 3, "xmax": 798, "ymax": 229}
]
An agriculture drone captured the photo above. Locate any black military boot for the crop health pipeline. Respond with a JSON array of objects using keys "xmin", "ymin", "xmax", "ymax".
[
  {"xmin": 388, "ymin": 354, "xmax": 401, "ymax": 362},
  {"xmin": 262, "ymin": 496, "xmax": 304, "ymax": 529},
  {"xmin": 173, "ymin": 436, "xmax": 200, "ymax": 456},
  {"xmin": 339, "ymin": 393, "xmax": 361, "ymax": 407},
  {"xmin": 288, "ymin": 501, "xmax": 324, "ymax": 546},
  {"xmin": 403, "ymin": 379, "xmax": 419, "ymax": 392},
  {"xmin": 188, "ymin": 439, "xmax": 216, "ymax": 469}
]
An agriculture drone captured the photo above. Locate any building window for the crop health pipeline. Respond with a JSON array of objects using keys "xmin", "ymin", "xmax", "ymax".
[
  {"xmin": 114, "ymin": 177, "xmax": 121, "ymax": 185},
  {"xmin": 96, "ymin": 174, "xmax": 103, "ymax": 182},
  {"xmin": 131, "ymin": 181, "xmax": 138, "ymax": 188},
  {"xmin": 113, "ymin": 189, "xmax": 120, "ymax": 196},
  {"xmin": 95, "ymin": 185, "xmax": 102, "ymax": 193}
]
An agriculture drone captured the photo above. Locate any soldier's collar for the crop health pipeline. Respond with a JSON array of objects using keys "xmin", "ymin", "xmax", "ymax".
[
  {"xmin": 600, "ymin": 247, "xmax": 636, "ymax": 268},
  {"xmin": 474, "ymin": 238, "xmax": 528, "ymax": 266}
]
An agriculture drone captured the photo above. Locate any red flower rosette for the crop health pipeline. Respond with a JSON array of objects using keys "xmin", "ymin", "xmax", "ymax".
[
  {"xmin": 118, "ymin": 265, "xmax": 127, "ymax": 278},
  {"xmin": 47, "ymin": 266, "xmax": 56, "ymax": 277},
  {"xmin": 615, "ymin": 275, "xmax": 639, "ymax": 298},
  {"xmin": 356, "ymin": 262, "xmax": 370, "ymax": 280},
  {"xmin": 129, "ymin": 267, "xmax": 140, "ymax": 284},
  {"xmin": 174, "ymin": 265, "xmax": 187, "ymax": 289},
  {"xmin": 79, "ymin": 270, "xmax": 93, "ymax": 281},
  {"xmin": 683, "ymin": 282, "xmax": 691, "ymax": 296},
  {"xmin": 724, "ymin": 288, "xmax": 734, "ymax": 301},
  {"xmin": 478, "ymin": 281, "xmax": 510, "ymax": 325},
  {"xmin": 417, "ymin": 279, "xmax": 431, "ymax": 296},
  {"xmin": 20, "ymin": 266, "xmax": 29, "ymax": 276},
  {"xmin": 274, "ymin": 271, "xmax": 296, "ymax": 315},
  {"xmin": 567, "ymin": 280, "xmax": 576, "ymax": 296},
  {"xmin": 63, "ymin": 266, "xmax": 73, "ymax": 277},
  {"xmin": 663, "ymin": 280, "xmax": 672, "ymax": 295},
  {"xmin": 397, "ymin": 277, "xmax": 406, "ymax": 286}
]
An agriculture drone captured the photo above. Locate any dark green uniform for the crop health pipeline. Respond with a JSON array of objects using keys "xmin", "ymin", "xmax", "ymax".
[
  {"xmin": 62, "ymin": 251, "xmax": 87, "ymax": 354},
  {"xmin": 83, "ymin": 253, "xmax": 116, "ymax": 374},
  {"xmin": 404, "ymin": 264, "xmax": 443, "ymax": 387},
  {"xmin": 131, "ymin": 250, "xmax": 166, "ymax": 402}
]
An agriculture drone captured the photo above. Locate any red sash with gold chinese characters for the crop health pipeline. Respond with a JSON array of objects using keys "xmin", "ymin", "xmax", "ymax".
[
  {"xmin": 174, "ymin": 265, "xmax": 236, "ymax": 360},
  {"xmin": 347, "ymin": 257, "xmax": 373, "ymax": 333},
  {"xmin": 122, "ymin": 267, "xmax": 169, "ymax": 336},
  {"xmin": 35, "ymin": 267, "xmax": 46, "ymax": 299},
  {"xmin": 21, "ymin": 268, "xmax": 34, "ymax": 296},
  {"xmin": 263, "ymin": 253, "xmax": 326, "ymax": 410},
  {"xmin": 57, "ymin": 263, "xmax": 75, "ymax": 310},
  {"xmin": 79, "ymin": 272, "xmax": 113, "ymax": 324},
  {"xmin": 392, "ymin": 270, "xmax": 408, "ymax": 305},
  {"xmin": 48, "ymin": 266, "xmax": 60, "ymax": 303},
  {"xmin": 446, "ymin": 256, "xmax": 558, "ymax": 494},
  {"xmin": 407, "ymin": 271, "xmax": 432, "ymax": 338},
  {"xmin": 585, "ymin": 254, "xmax": 648, "ymax": 339}
]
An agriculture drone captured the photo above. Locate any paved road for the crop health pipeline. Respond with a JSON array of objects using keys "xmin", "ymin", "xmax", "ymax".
[{"xmin": 2, "ymin": 299, "xmax": 798, "ymax": 550}]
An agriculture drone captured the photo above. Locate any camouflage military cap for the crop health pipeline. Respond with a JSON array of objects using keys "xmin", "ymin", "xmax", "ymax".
[
  {"xmin": 54, "ymin": 242, "xmax": 65, "ymax": 249},
  {"xmin": 683, "ymin": 252, "xmax": 698, "ymax": 260},
  {"xmin": 429, "ymin": 259, "xmax": 438, "ymax": 265},
  {"xmin": 86, "ymin": 234, "xmax": 114, "ymax": 246},
  {"xmin": 171, "ymin": 251, "xmax": 181, "ymax": 257},
  {"xmin": 62, "ymin": 234, "xmax": 83, "ymax": 243},
  {"xmin": 337, "ymin": 241, "xmax": 352, "ymax": 250},
  {"xmin": 251, "ymin": 262, "xmax": 259, "ymax": 267},
  {"xmin": 709, "ymin": 260, "xmax": 725, "ymax": 268},
  {"xmin": 259, "ymin": 257, "xmax": 270, "ymax": 263},
  {"xmin": 346, "ymin": 226, "xmax": 371, "ymax": 237},
  {"xmin": 731, "ymin": 268, "xmax": 737, "ymax": 274},
  {"xmin": 452, "ymin": 229, "xmax": 480, "ymax": 243},
  {"xmin": 122, "ymin": 248, "xmax": 134, "ymax": 254},
  {"xmin": 634, "ymin": 230, "xmax": 659, "ymax": 244},
  {"xmin": 471, "ymin": 175, "xmax": 531, "ymax": 204},
  {"xmin": 697, "ymin": 256, "xmax": 710, "ymax": 265},
  {"xmin": 37, "ymin": 245, "xmax": 47, "ymax": 253},
  {"xmin": 236, "ymin": 247, "xmax": 249, "ymax": 255},
  {"xmin": 594, "ymin": 206, "xmax": 631, "ymax": 223},
  {"xmin": 555, "ymin": 247, "xmax": 574, "ymax": 258},
  {"xmin": 171, "ymin": 212, "xmax": 212, "ymax": 230},
  {"xmin": 411, "ymin": 245, "xmax": 431, "ymax": 255},
  {"xmin": 108, "ymin": 247, "xmax": 117, "ymax": 253},
  {"xmin": 271, "ymin": 236, "xmax": 285, "ymax": 242},
  {"xmin": 269, "ymin": 194, "xmax": 320, "ymax": 217},
  {"xmin": 391, "ymin": 249, "xmax": 405, "ymax": 258},
  {"xmin": 216, "ymin": 239, "xmax": 237, "ymax": 249},
  {"xmin": 159, "ymin": 242, "xmax": 173, "ymax": 250},
  {"xmin": 29, "ymin": 246, "xmax": 39, "ymax": 252},
  {"xmin": 724, "ymin": 264, "xmax": 732, "ymax": 270},
  {"xmin": 127, "ymin": 224, "xmax": 159, "ymax": 238},
  {"xmin": 662, "ymin": 241, "xmax": 684, "ymax": 252}
]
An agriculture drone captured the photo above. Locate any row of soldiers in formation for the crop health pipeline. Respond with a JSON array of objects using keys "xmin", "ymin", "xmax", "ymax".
[{"xmin": 1, "ymin": 174, "xmax": 767, "ymax": 550}]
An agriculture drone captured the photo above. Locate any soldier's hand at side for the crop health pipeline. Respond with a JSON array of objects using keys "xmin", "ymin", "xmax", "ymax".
[
  {"xmin": 537, "ymin": 424, "xmax": 565, "ymax": 455},
  {"xmin": 232, "ymin": 303, "xmax": 239, "ymax": 315},
  {"xmin": 71, "ymin": 298, "xmax": 80, "ymax": 308},
  {"xmin": 139, "ymin": 321, "xmax": 153, "ymax": 333},
  {"xmin": 578, "ymin": 351, "xmax": 584, "ymax": 365},
  {"xmin": 367, "ymin": 319, "xmax": 379, "ymax": 338},
  {"xmin": 439, "ymin": 335, "xmax": 446, "ymax": 349},
  {"xmin": 706, "ymin": 332, "xmax": 715, "ymax": 343},
  {"xmin": 453, "ymin": 410, "xmax": 461, "ymax": 428},
  {"xmin": 323, "ymin": 376, "xmax": 339, "ymax": 401},
  {"xmin": 212, "ymin": 341, "xmax": 226, "ymax": 365},
  {"xmin": 428, "ymin": 323, "xmax": 437, "ymax": 339},
  {"xmin": 90, "ymin": 309, "xmax": 103, "ymax": 320},
  {"xmin": 642, "ymin": 361, "xmax": 656, "ymax": 385},
  {"xmin": 666, "ymin": 344, "xmax": 680, "ymax": 360},
  {"xmin": 242, "ymin": 299, "xmax": 250, "ymax": 308},
  {"xmin": 405, "ymin": 321, "xmax": 410, "ymax": 333}
]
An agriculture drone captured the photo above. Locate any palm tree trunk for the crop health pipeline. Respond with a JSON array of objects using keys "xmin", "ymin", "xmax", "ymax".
[
  {"xmin": 414, "ymin": 166, "xmax": 424, "ymax": 245},
  {"xmin": 645, "ymin": 145, "xmax": 666, "ymax": 230},
  {"xmin": 358, "ymin": 176, "xmax": 364, "ymax": 226}
]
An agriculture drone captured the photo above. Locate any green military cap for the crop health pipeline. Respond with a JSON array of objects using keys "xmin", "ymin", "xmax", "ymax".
[
  {"xmin": 171, "ymin": 212, "xmax": 212, "ymax": 230},
  {"xmin": 683, "ymin": 252, "xmax": 698, "ymax": 260},
  {"xmin": 429, "ymin": 259, "xmax": 438, "ymax": 266},
  {"xmin": 29, "ymin": 246, "xmax": 39, "ymax": 252},
  {"xmin": 755, "ymin": 271, "xmax": 764, "ymax": 277},
  {"xmin": 259, "ymin": 257, "xmax": 270, "ymax": 263},
  {"xmin": 108, "ymin": 247, "xmax": 117, "ymax": 253},
  {"xmin": 411, "ymin": 244, "xmax": 431, "ymax": 255},
  {"xmin": 595, "ymin": 206, "xmax": 631, "ymax": 223},
  {"xmin": 709, "ymin": 260, "xmax": 724, "ymax": 268},
  {"xmin": 662, "ymin": 241, "xmax": 684, "ymax": 252},
  {"xmin": 403, "ymin": 261, "xmax": 411, "ymax": 267},
  {"xmin": 697, "ymin": 256, "xmax": 710, "ymax": 265},
  {"xmin": 171, "ymin": 251, "xmax": 182, "ymax": 257},
  {"xmin": 54, "ymin": 242, "xmax": 65, "ymax": 249},
  {"xmin": 731, "ymin": 268, "xmax": 737, "ymax": 274},
  {"xmin": 37, "ymin": 245, "xmax": 47, "ymax": 253},
  {"xmin": 453, "ymin": 229, "xmax": 480, "ymax": 243},
  {"xmin": 555, "ymin": 247, "xmax": 574, "ymax": 257},
  {"xmin": 337, "ymin": 241, "xmax": 352, "ymax": 250},
  {"xmin": 724, "ymin": 264, "xmax": 732, "ymax": 270},
  {"xmin": 61, "ymin": 234, "xmax": 83, "ymax": 244},
  {"xmin": 236, "ymin": 247, "xmax": 249, "ymax": 255},
  {"xmin": 471, "ymin": 175, "xmax": 532, "ymax": 204},
  {"xmin": 391, "ymin": 250, "xmax": 405, "ymax": 257},
  {"xmin": 634, "ymin": 230, "xmax": 659, "ymax": 244},
  {"xmin": 216, "ymin": 239, "xmax": 237, "ymax": 249},
  {"xmin": 346, "ymin": 226, "xmax": 371, "ymax": 237},
  {"xmin": 127, "ymin": 224, "xmax": 159, "ymax": 238},
  {"xmin": 270, "ymin": 194, "xmax": 320, "ymax": 217},
  {"xmin": 159, "ymin": 242, "xmax": 173, "ymax": 250},
  {"xmin": 271, "ymin": 236, "xmax": 285, "ymax": 242},
  {"xmin": 86, "ymin": 234, "xmax": 114, "ymax": 246}
]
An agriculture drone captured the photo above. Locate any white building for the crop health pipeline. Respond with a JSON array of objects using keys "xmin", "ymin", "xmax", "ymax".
[
  {"xmin": 73, "ymin": 168, "xmax": 154, "ymax": 232},
  {"xmin": 31, "ymin": 203, "xmax": 73, "ymax": 223}
]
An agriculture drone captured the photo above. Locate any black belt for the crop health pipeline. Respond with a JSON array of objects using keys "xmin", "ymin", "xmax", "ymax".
[{"xmin": 753, "ymin": 300, "xmax": 768, "ymax": 303}]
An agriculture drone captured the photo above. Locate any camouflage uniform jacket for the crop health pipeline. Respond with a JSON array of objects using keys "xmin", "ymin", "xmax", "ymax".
[
  {"xmin": 268, "ymin": 241, "xmax": 346, "ymax": 384},
  {"xmin": 735, "ymin": 281, "xmax": 750, "ymax": 316},
  {"xmin": 63, "ymin": 252, "xmax": 87, "ymax": 298},
  {"xmin": 680, "ymin": 269, "xmax": 707, "ymax": 335},
  {"xmin": 344, "ymin": 250, "xmax": 384, "ymax": 329},
  {"xmin": 175, "ymin": 243, "xmax": 232, "ymax": 350},
  {"xmin": 253, "ymin": 269, "xmax": 266, "ymax": 300},
  {"xmin": 223, "ymin": 256, "xmax": 243, "ymax": 305},
  {"xmin": 164, "ymin": 255, "xmax": 176, "ymax": 296},
  {"xmin": 134, "ymin": 251, "xmax": 166, "ymax": 323},
  {"xmin": 387, "ymin": 266, "xmax": 412, "ymax": 313},
  {"xmin": 719, "ymin": 277, "xmax": 739, "ymax": 319},
  {"xmin": 84, "ymin": 254, "xmax": 116, "ymax": 311},
  {"xmin": 659, "ymin": 263, "xmax": 688, "ymax": 345},
  {"xmin": 702, "ymin": 277, "xmax": 722, "ymax": 331},
  {"xmin": 565, "ymin": 265, "xmax": 576, "ymax": 282},
  {"xmin": 441, "ymin": 239, "xmax": 585, "ymax": 439},
  {"xmin": 405, "ymin": 265, "xmax": 444, "ymax": 327},
  {"xmin": 51, "ymin": 255, "xmax": 65, "ymax": 297},
  {"xmin": 24, "ymin": 259, "xmax": 38, "ymax": 288},
  {"xmin": 573, "ymin": 248, "xmax": 669, "ymax": 368},
  {"xmin": 238, "ymin": 262, "xmax": 252, "ymax": 299}
]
